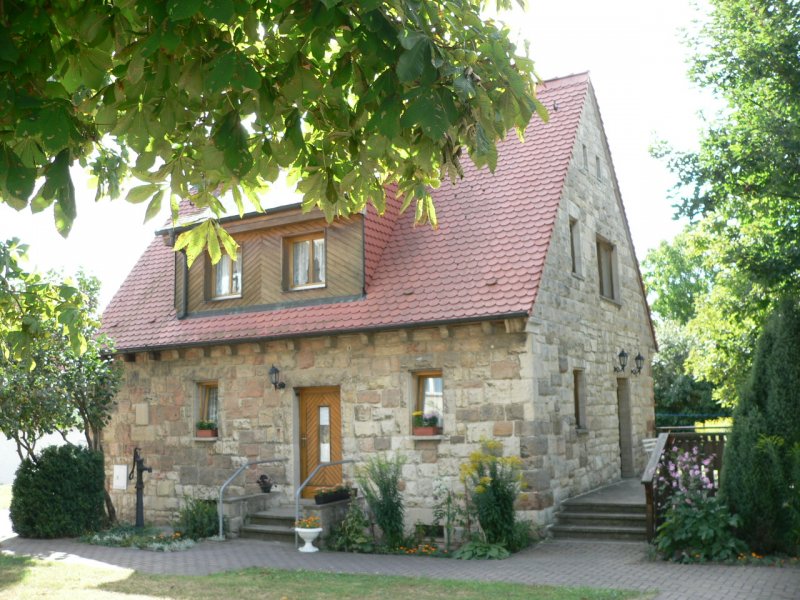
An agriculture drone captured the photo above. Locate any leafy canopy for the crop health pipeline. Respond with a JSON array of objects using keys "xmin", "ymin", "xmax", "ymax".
[
  {"xmin": 651, "ymin": 1, "xmax": 800, "ymax": 405},
  {"xmin": 0, "ymin": 238, "xmax": 88, "ymax": 362},
  {"xmin": 0, "ymin": 270, "xmax": 122, "ymax": 462},
  {"xmin": 0, "ymin": 0, "xmax": 544, "ymax": 263}
]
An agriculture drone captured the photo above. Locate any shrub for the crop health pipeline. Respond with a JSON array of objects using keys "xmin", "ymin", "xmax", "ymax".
[
  {"xmin": 432, "ymin": 479, "xmax": 466, "ymax": 553},
  {"xmin": 655, "ymin": 447, "xmax": 746, "ymax": 563},
  {"xmin": 10, "ymin": 445, "xmax": 105, "ymax": 538},
  {"xmin": 452, "ymin": 539, "xmax": 510, "ymax": 560},
  {"xmin": 327, "ymin": 496, "xmax": 373, "ymax": 553},
  {"xmin": 460, "ymin": 439, "xmax": 523, "ymax": 549},
  {"xmin": 356, "ymin": 453, "xmax": 406, "ymax": 548},
  {"xmin": 174, "ymin": 498, "xmax": 218, "ymax": 540}
]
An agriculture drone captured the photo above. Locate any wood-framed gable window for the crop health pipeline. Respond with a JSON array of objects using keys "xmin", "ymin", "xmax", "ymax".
[
  {"xmin": 286, "ymin": 231, "xmax": 326, "ymax": 290},
  {"xmin": 415, "ymin": 370, "xmax": 443, "ymax": 429},
  {"xmin": 212, "ymin": 251, "xmax": 242, "ymax": 299}
]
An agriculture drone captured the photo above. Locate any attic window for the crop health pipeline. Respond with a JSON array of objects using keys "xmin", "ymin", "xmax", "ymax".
[
  {"xmin": 212, "ymin": 251, "xmax": 242, "ymax": 299},
  {"xmin": 286, "ymin": 232, "xmax": 326, "ymax": 290},
  {"xmin": 569, "ymin": 218, "xmax": 582, "ymax": 275},
  {"xmin": 596, "ymin": 236, "xmax": 619, "ymax": 301}
]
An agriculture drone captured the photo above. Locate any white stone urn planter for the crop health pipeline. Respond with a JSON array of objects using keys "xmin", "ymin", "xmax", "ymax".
[{"xmin": 296, "ymin": 527, "xmax": 323, "ymax": 553}]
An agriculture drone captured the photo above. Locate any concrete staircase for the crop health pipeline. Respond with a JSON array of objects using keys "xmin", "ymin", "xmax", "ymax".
[
  {"xmin": 551, "ymin": 479, "xmax": 647, "ymax": 541},
  {"xmin": 239, "ymin": 507, "xmax": 296, "ymax": 542}
]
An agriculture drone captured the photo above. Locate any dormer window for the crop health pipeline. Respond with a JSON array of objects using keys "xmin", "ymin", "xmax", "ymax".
[
  {"xmin": 287, "ymin": 232, "xmax": 326, "ymax": 289},
  {"xmin": 212, "ymin": 251, "xmax": 242, "ymax": 299}
]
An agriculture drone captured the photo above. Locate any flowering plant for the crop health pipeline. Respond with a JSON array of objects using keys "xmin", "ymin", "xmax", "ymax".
[
  {"xmin": 655, "ymin": 446, "xmax": 746, "ymax": 563},
  {"xmin": 412, "ymin": 410, "xmax": 440, "ymax": 427},
  {"xmin": 295, "ymin": 515, "xmax": 321, "ymax": 529}
]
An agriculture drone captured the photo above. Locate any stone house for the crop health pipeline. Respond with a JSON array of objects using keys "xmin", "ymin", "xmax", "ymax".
[{"xmin": 101, "ymin": 73, "xmax": 656, "ymax": 531}]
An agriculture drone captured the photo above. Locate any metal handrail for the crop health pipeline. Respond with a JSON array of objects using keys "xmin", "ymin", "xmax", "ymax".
[
  {"xmin": 294, "ymin": 459, "xmax": 356, "ymax": 547},
  {"xmin": 214, "ymin": 458, "xmax": 288, "ymax": 541}
]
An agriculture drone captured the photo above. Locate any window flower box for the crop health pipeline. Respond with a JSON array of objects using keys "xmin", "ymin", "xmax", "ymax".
[{"xmin": 195, "ymin": 420, "xmax": 218, "ymax": 438}]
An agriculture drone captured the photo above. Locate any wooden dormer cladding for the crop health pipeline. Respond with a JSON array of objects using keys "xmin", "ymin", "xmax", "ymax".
[{"xmin": 174, "ymin": 210, "xmax": 365, "ymax": 317}]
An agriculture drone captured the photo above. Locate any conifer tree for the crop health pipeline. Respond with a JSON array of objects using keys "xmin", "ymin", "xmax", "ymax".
[{"xmin": 721, "ymin": 296, "xmax": 800, "ymax": 554}]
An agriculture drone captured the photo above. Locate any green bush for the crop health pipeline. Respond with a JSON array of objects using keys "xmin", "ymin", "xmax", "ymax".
[
  {"xmin": 174, "ymin": 498, "xmax": 218, "ymax": 540},
  {"xmin": 10, "ymin": 445, "xmax": 105, "ymax": 538},
  {"xmin": 452, "ymin": 539, "xmax": 510, "ymax": 560},
  {"xmin": 326, "ymin": 496, "xmax": 373, "ymax": 553},
  {"xmin": 356, "ymin": 453, "xmax": 406, "ymax": 548}
]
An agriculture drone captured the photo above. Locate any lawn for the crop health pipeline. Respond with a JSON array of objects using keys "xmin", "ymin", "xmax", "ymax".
[
  {"xmin": 0, "ymin": 554, "xmax": 652, "ymax": 600},
  {"xmin": 0, "ymin": 485, "xmax": 10, "ymax": 511}
]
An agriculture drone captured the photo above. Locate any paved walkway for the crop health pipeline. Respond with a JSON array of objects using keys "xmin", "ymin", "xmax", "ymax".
[{"xmin": 2, "ymin": 530, "xmax": 797, "ymax": 599}]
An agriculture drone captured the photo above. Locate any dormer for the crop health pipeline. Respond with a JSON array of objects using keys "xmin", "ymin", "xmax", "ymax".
[{"xmin": 170, "ymin": 206, "xmax": 364, "ymax": 318}]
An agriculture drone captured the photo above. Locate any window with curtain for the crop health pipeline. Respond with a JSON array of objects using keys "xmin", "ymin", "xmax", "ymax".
[
  {"xmin": 212, "ymin": 251, "xmax": 242, "ymax": 299},
  {"xmin": 287, "ymin": 232, "xmax": 326, "ymax": 289}
]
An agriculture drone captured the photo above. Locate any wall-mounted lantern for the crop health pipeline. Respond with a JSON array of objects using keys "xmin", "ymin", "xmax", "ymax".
[{"xmin": 269, "ymin": 365, "xmax": 286, "ymax": 390}]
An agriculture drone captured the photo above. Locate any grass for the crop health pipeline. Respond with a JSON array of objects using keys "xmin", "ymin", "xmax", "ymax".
[
  {"xmin": 0, "ymin": 554, "xmax": 652, "ymax": 600},
  {"xmin": 0, "ymin": 485, "xmax": 10, "ymax": 511}
]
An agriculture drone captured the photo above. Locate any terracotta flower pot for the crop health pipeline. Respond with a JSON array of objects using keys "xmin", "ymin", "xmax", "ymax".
[
  {"xmin": 196, "ymin": 428, "xmax": 218, "ymax": 438},
  {"xmin": 412, "ymin": 426, "xmax": 442, "ymax": 436}
]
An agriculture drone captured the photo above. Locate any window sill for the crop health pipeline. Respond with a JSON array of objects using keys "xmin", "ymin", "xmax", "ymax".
[
  {"xmin": 599, "ymin": 295, "xmax": 622, "ymax": 307},
  {"xmin": 289, "ymin": 283, "xmax": 326, "ymax": 292},
  {"xmin": 211, "ymin": 294, "xmax": 242, "ymax": 302},
  {"xmin": 571, "ymin": 272, "xmax": 584, "ymax": 281},
  {"xmin": 576, "ymin": 428, "xmax": 589, "ymax": 436},
  {"xmin": 193, "ymin": 436, "xmax": 218, "ymax": 442},
  {"xmin": 411, "ymin": 434, "xmax": 447, "ymax": 442}
]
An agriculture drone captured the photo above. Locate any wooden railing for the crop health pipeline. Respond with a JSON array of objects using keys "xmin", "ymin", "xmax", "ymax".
[{"xmin": 641, "ymin": 429, "xmax": 729, "ymax": 540}]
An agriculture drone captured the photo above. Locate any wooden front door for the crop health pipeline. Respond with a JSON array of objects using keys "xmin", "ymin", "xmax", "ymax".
[{"xmin": 298, "ymin": 387, "xmax": 342, "ymax": 498}]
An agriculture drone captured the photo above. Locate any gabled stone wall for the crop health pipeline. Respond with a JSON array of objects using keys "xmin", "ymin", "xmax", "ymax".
[{"xmin": 521, "ymin": 88, "xmax": 656, "ymax": 520}]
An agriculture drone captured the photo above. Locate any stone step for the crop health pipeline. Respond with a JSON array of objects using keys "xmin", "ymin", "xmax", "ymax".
[
  {"xmin": 248, "ymin": 509, "xmax": 297, "ymax": 528},
  {"xmin": 550, "ymin": 523, "xmax": 647, "ymax": 542},
  {"xmin": 560, "ymin": 501, "xmax": 646, "ymax": 516},
  {"xmin": 238, "ymin": 523, "xmax": 296, "ymax": 542},
  {"xmin": 556, "ymin": 511, "xmax": 646, "ymax": 529}
]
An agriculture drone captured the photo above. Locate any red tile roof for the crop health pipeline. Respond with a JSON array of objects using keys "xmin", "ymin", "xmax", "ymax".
[{"xmin": 102, "ymin": 73, "xmax": 591, "ymax": 352}]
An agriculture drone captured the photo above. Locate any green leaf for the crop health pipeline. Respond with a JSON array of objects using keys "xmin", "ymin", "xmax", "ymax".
[
  {"xmin": 143, "ymin": 189, "xmax": 164, "ymax": 223},
  {"xmin": 398, "ymin": 31, "xmax": 427, "ymax": 50},
  {"xmin": 126, "ymin": 183, "xmax": 159, "ymax": 204},
  {"xmin": 168, "ymin": 0, "xmax": 201, "ymax": 21},
  {"xmin": 396, "ymin": 39, "xmax": 431, "ymax": 83},
  {"xmin": 400, "ymin": 91, "xmax": 452, "ymax": 140},
  {"xmin": 201, "ymin": 0, "xmax": 235, "ymax": 22},
  {"xmin": 206, "ymin": 52, "xmax": 236, "ymax": 93}
]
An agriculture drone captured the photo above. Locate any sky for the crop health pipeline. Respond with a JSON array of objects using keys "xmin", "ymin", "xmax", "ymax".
[{"xmin": 0, "ymin": 0, "xmax": 713, "ymax": 311}]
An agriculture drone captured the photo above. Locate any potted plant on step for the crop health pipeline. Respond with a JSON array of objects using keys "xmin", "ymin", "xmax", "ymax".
[
  {"xmin": 257, "ymin": 474, "xmax": 273, "ymax": 493},
  {"xmin": 195, "ymin": 420, "xmax": 218, "ymax": 438},
  {"xmin": 295, "ymin": 515, "xmax": 322, "ymax": 553},
  {"xmin": 412, "ymin": 411, "xmax": 442, "ymax": 436}
]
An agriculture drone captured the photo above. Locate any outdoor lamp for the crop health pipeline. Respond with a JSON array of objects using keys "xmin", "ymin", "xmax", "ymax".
[
  {"xmin": 269, "ymin": 365, "xmax": 286, "ymax": 390},
  {"xmin": 614, "ymin": 349, "xmax": 628, "ymax": 372},
  {"xmin": 630, "ymin": 353, "xmax": 645, "ymax": 375}
]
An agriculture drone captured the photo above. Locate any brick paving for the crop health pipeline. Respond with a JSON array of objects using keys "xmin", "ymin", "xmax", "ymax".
[{"xmin": 1, "ymin": 531, "xmax": 797, "ymax": 600}]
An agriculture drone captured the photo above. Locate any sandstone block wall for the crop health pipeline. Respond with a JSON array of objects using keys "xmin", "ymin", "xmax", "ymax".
[{"xmin": 105, "ymin": 321, "xmax": 536, "ymax": 526}]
